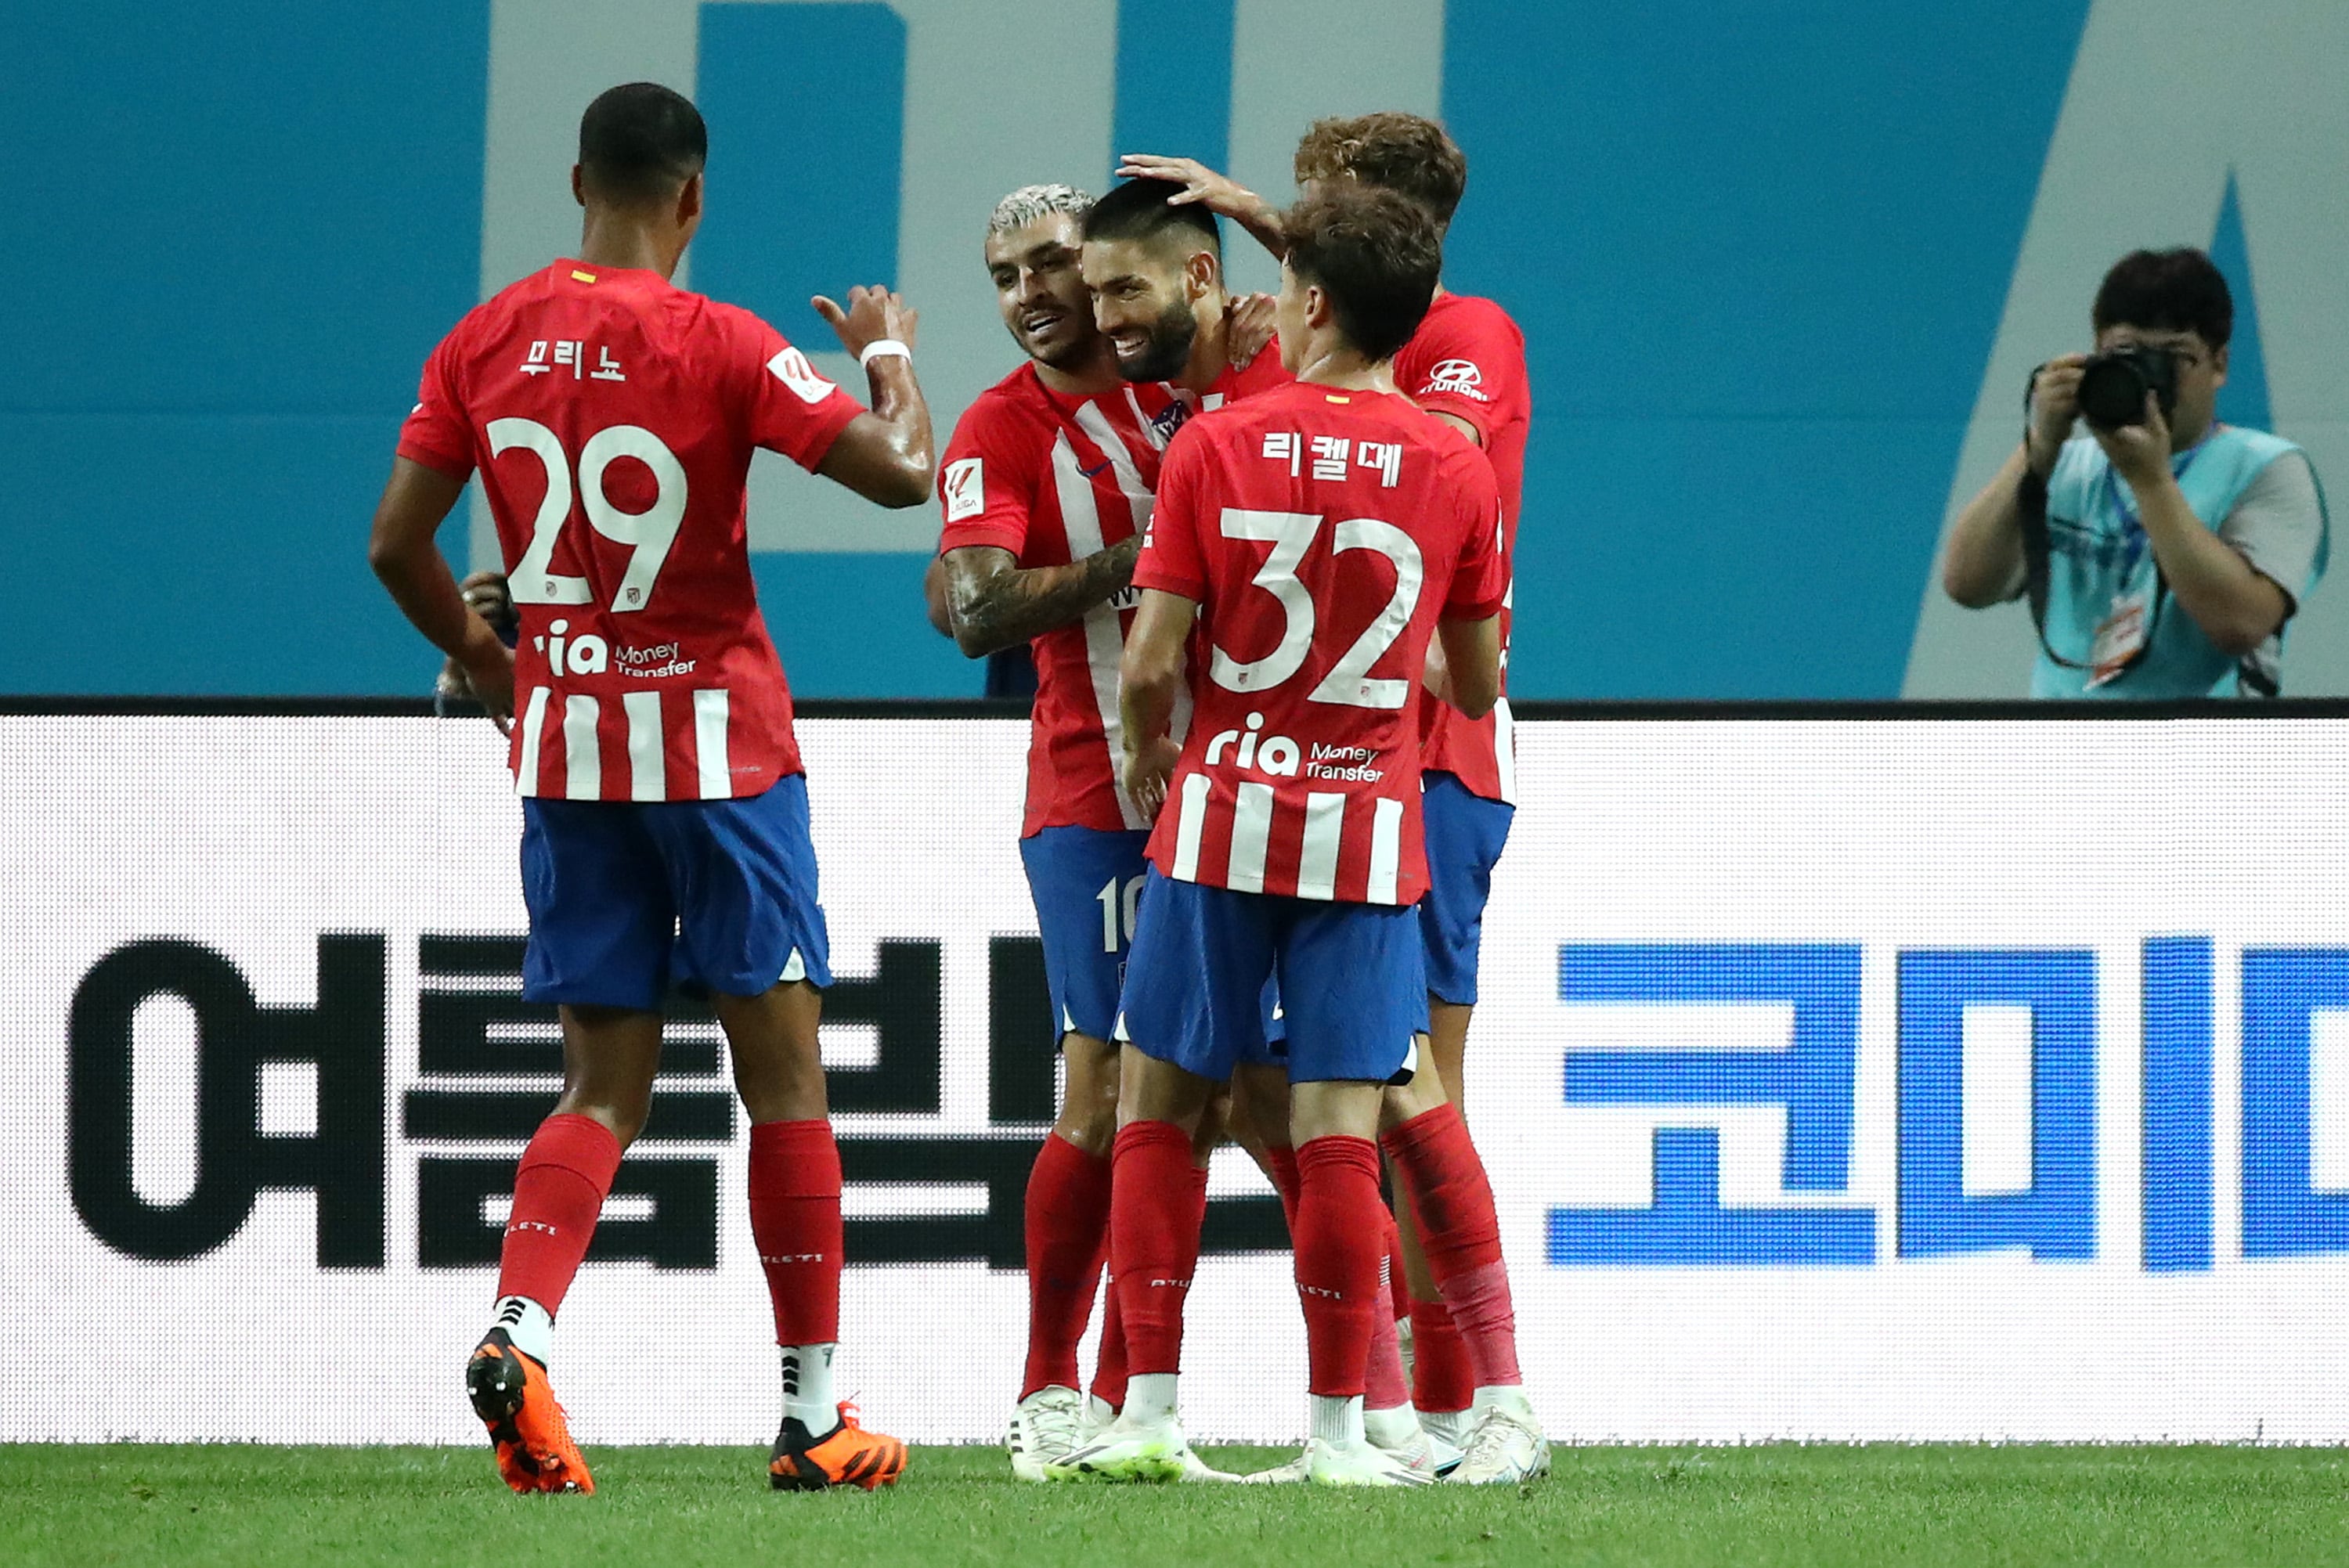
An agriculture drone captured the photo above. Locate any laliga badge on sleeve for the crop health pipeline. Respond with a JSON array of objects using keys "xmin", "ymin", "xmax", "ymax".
[{"xmin": 2084, "ymin": 589, "xmax": 2150, "ymax": 689}]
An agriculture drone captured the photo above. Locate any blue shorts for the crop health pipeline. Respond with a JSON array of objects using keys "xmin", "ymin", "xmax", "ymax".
[
  {"xmin": 1019, "ymin": 826, "xmax": 1151, "ymax": 1042},
  {"xmin": 1420, "ymin": 771, "xmax": 1514, "ymax": 1006},
  {"xmin": 1255, "ymin": 973, "xmax": 1428, "ymax": 1064},
  {"xmin": 519, "ymin": 775, "xmax": 832, "ymax": 1011},
  {"xmin": 1117, "ymin": 868, "xmax": 1425, "ymax": 1085}
]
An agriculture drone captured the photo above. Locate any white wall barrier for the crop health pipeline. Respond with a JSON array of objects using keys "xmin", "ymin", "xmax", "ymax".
[{"xmin": 6, "ymin": 713, "xmax": 2349, "ymax": 1444}]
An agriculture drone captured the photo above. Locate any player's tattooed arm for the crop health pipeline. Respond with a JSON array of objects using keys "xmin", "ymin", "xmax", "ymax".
[
  {"xmin": 1117, "ymin": 588, "xmax": 1198, "ymax": 820},
  {"xmin": 940, "ymin": 538, "xmax": 1142, "ymax": 658},
  {"xmin": 1117, "ymin": 154, "xmax": 1287, "ymax": 258},
  {"xmin": 813, "ymin": 285, "xmax": 936, "ymax": 507},
  {"xmin": 922, "ymin": 554, "xmax": 956, "ymax": 638}
]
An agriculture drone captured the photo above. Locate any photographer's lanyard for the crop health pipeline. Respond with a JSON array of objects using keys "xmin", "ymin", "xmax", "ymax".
[
  {"xmin": 2082, "ymin": 439, "xmax": 2207, "ymax": 687},
  {"xmin": 2100, "ymin": 437, "xmax": 2209, "ymax": 575}
]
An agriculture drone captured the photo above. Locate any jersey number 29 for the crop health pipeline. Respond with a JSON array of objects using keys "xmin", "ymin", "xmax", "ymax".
[{"xmin": 492, "ymin": 417, "xmax": 687, "ymax": 612}]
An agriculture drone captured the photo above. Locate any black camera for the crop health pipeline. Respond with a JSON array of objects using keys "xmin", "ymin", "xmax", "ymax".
[{"xmin": 2075, "ymin": 345, "xmax": 2178, "ymax": 430}]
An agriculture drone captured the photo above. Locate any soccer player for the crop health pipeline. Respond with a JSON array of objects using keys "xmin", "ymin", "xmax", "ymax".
[
  {"xmin": 933, "ymin": 182, "xmax": 1286, "ymax": 1480},
  {"xmin": 929, "ymin": 182, "xmax": 1199, "ymax": 1479},
  {"xmin": 367, "ymin": 83, "xmax": 933, "ymax": 1495},
  {"xmin": 1048, "ymin": 183, "xmax": 1504, "ymax": 1487},
  {"xmin": 1078, "ymin": 176, "xmax": 1294, "ymax": 419},
  {"xmin": 1124, "ymin": 115, "xmax": 1535, "ymax": 1462}
]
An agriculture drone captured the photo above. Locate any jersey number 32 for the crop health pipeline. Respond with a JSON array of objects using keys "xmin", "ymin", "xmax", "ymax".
[{"xmin": 1207, "ymin": 507, "xmax": 1424, "ymax": 710}]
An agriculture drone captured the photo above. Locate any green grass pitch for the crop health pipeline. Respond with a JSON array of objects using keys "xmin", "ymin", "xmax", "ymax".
[{"xmin": 4, "ymin": 1443, "xmax": 2344, "ymax": 1566}]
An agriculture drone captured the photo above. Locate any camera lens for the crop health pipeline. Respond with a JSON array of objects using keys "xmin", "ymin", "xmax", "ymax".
[
  {"xmin": 2077, "ymin": 346, "xmax": 2180, "ymax": 431},
  {"xmin": 2078, "ymin": 355, "xmax": 2150, "ymax": 430}
]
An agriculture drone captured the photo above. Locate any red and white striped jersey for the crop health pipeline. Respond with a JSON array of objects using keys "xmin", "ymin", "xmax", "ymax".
[
  {"xmin": 398, "ymin": 258, "xmax": 864, "ymax": 802},
  {"xmin": 937, "ymin": 350, "xmax": 1292, "ymax": 836},
  {"xmin": 1133, "ymin": 380, "xmax": 1506, "ymax": 905},
  {"xmin": 1398, "ymin": 293, "xmax": 1530, "ymax": 804}
]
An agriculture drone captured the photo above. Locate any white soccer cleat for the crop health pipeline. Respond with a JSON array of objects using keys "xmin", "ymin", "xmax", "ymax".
[
  {"xmin": 1366, "ymin": 1404, "xmax": 1463, "ymax": 1480},
  {"xmin": 1239, "ymin": 1450, "xmax": 1312, "ymax": 1485},
  {"xmin": 1042, "ymin": 1410, "xmax": 1194, "ymax": 1483},
  {"xmin": 1176, "ymin": 1446, "xmax": 1240, "ymax": 1483},
  {"xmin": 1304, "ymin": 1436, "xmax": 1435, "ymax": 1487},
  {"xmin": 1445, "ymin": 1400, "xmax": 1551, "ymax": 1486},
  {"xmin": 1420, "ymin": 1407, "xmax": 1474, "ymax": 1450},
  {"xmin": 1006, "ymin": 1386, "xmax": 1090, "ymax": 1482},
  {"xmin": 1374, "ymin": 1422, "xmax": 1463, "ymax": 1480}
]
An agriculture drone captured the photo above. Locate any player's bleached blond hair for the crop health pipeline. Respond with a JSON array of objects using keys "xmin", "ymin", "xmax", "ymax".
[{"xmin": 987, "ymin": 183, "xmax": 1094, "ymax": 234}]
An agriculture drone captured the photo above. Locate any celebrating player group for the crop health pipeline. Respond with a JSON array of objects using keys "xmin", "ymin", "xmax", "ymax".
[{"xmin": 370, "ymin": 80, "xmax": 1541, "ymax": 1495}]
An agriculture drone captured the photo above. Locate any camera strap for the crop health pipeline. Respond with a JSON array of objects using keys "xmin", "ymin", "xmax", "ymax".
[
  {"xmin": 2015, "ymin": 463, "xmax": 2167, "ymax": 683},
  {"xmin": 2015, "ymin": 364, "xmax": 2167, "ymax": 683}
]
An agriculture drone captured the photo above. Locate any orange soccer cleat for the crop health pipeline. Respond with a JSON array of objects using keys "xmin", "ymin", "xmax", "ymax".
[
  {"xmin": 467, "ymin": 1329, "xmax": 594, "ymax": 1495},
  {"xmin": 768, "ymin": 1401, "xmax": 909, "ymax": 1491}
]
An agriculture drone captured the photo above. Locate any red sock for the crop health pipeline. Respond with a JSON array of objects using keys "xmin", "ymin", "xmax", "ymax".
[
  {"xmin": 1182, "ymin": 1162, "xmax": 1211, "ymax": 1279},
  {"xmin": 1409, "ymin": 1299, "xmax": 1474, "ymax": 1415},
  {"xmin": 1294, "ymin": 1135, "xmax": 1384, "ymax": 1399},
  {"xmin": 1263, "ymin": 1142, "xmax": 1302, "ymax": 1231},
  {"xmin": 1110, "ymin": 1121, "xmax": 1200, "ymax": 1377},
  {"xmin": 1366, "ymin": 1245, "xmax": 1410, "ymax": 1409},
  {"xmin": 496, "ymin": 1113, "xmax": 621, "ymax": 1315},
  {"xmin": 747, "ymin": 1119, "xmax": 843, "ymax": 1346},
  {"xmin": 1437, "ymin": 1260, "xmax": 1521, "ymax": 1389},
  {"xmin": 1384, "ymin": 1209, "xmax": 1412, "ymax": 1322},
  {"xmin": 1383, "ymin": 1104, "xmax": 1522, "ymax": 1389},
  {"xmin": 1091, "ymin": 1279, "xmax": 1128, "ymax": 1411},
  {"xmin": 1020, "ymin": 1134, "xmax": 1113, "ymax": 1398}
]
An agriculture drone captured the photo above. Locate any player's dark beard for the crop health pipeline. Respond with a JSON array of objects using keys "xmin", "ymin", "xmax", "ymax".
[{"xmin": 1117, "ymin": 298, "xmax": 1198, "ymax": 383}]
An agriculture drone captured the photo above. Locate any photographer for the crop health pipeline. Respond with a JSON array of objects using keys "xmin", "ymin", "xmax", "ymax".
[{"xmin": 1943, "ymin": 248, "xmax": 2327, "ymax": 696}]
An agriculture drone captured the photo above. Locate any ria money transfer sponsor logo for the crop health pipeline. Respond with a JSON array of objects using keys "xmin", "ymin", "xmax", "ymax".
[
  {"xmin": 1204, "ymin": 715, "xmax": 1387, "ymax": 781},
  {"xmin": 532, "ymin": 622, "xmax": 700, "ymax": 679}
]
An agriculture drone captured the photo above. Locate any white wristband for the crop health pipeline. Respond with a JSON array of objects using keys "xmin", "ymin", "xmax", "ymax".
[{"xmin": 858, "ymin": 339, "xmax": 911, "ymax": 369}]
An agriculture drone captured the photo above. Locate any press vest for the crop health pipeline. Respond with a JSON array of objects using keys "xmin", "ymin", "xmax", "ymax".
[{"xmin": 2031, "ymin": 425, "xmax": 2326, "ymax": 697}]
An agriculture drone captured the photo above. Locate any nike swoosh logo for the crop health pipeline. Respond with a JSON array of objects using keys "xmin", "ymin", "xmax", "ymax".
[{"xmin": 1079, "ymin": 460, "xmax": 1111, "ymax": 478}]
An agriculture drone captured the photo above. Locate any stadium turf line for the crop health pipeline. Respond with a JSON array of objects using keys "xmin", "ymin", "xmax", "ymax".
[{"xmin": 2, "ymin": 1443, "xmax": 2344, "ymax": 1566}]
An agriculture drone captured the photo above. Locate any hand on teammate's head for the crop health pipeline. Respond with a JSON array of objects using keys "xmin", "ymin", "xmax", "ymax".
[{"xmin": 1116, "ymin": 153, "xmax": 1256, "ymax": 221}]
